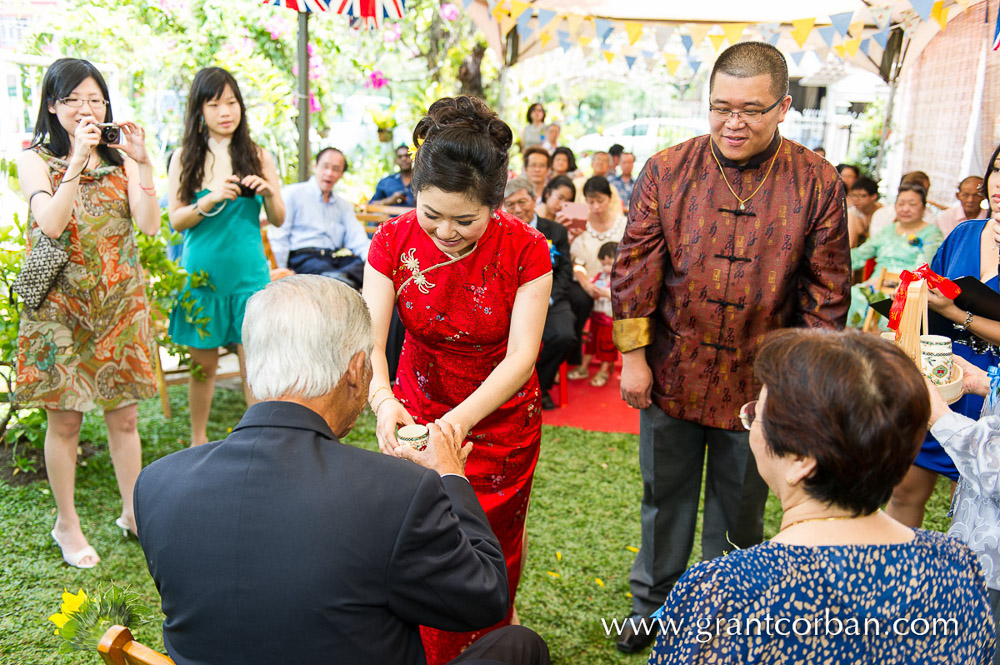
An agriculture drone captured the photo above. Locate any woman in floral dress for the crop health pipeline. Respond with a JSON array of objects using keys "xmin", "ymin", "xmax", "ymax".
[
  {"xmin": 17, "ymin": 58, "xmax": 161, "ymax": 568},
  {"xmin": 363, "ymin": 96, "xmax": 552, "ymax": 664}
]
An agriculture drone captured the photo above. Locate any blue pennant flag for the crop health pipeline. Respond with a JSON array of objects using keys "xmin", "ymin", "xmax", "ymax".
[
  {"xmin": 461, "ymin": 0, "xmax": 474, "ymax": 8},
  {"xmin": 536, "ymin": 8, "xmax": 557, "ymax": 30},
  {"xmin": 681, "ymin": 34, "xmax": 693, "ymax": 52},
  {"xmin": 516, "ymin": 8, "xmax": 533, "ymax": 33},
  {"xmin": 859, "ymin": 38, "xmax": 871, "ymax": 56},
  {"xmin": 688, "ymin": 57, "xmax": 701, "ymax": 74},
  {"xmin": 872, "ymin": 28, "xmax": 890, "ymax": 49},
  {"xmin": 767, "ymin": 31, "xmax": 780, "ymax": 45},
  {"xmin": 909, "ymin": 0, "xmax": 935, "ymax": 21},
  {"xmin": 829, "ymin": 11, "xmax": 853, "ymax": 37},
  {"xmin": 625, "ymin": 55, "xmax": 636, "ymax": 69},
  {"xmin": 817, "ymin": 26, "xmax": 836, "ymax": 47},
  {"xmin": 557, "ymin": 30, "xmax": 572, "ymax": 52},
  {"xmin": 641, "ymin": 49, "xmax": 654, "ymax": 59},
  {"xmin": 594, "ymin": 18, "xmax": 614, "ymax": 42},
  {"xmin": 790, "ymin": 51, "xmax": 805, "ymax": 66}
]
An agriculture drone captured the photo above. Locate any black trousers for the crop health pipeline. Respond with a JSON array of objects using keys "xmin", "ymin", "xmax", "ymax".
[
  {"xmin": 537, "ymin": 300, "xmax": 576, "ymax": 393},
  {"xmin": 566, "ymin": 281, "xmax": 594, "ymax": 366},
  {"xmin": 448, "ymin": 625, "xmax": 550, "ymax": 665}
]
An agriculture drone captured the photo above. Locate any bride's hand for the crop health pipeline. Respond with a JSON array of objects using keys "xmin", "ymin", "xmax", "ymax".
[{"xmin": 375, "ymin": 399, "xmax": 415, "ymax": 456}]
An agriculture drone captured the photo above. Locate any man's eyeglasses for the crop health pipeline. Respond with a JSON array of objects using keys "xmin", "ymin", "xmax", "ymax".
[
  {"xmin": 57, "ymin": 98, "xmax": 109, "ymax": 109},
  {"xmin": 739, "ymin": 400, "xmax": 758, "ymax": 431},
  {"xmin": 709, "ymin": 97, "xmax": 783, "ymax": 125}
]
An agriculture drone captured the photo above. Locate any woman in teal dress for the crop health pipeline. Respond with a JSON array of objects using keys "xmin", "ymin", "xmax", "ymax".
[
  {"xmin": 167, "ymin": 67, "xmax": 284, "ymax": 446},
  {"xmin": 847, "ymin": 182, "xmax": 943, "ymax": 328}
]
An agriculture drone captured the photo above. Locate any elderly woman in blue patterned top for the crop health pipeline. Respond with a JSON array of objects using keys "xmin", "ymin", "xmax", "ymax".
[{"xmin": 647, "ymin": 329, "xmax": 995, "ymax": 665}]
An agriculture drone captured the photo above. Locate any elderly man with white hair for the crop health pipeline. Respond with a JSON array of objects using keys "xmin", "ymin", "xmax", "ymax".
[{"xmin": 133, "ymin": 275, "xmax": 550, "ymax": 665}]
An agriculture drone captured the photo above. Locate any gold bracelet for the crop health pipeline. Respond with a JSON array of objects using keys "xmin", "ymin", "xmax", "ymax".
[
  {"xmin": 368, "ymin": 386, "xmax": 392, "ymax": 409},
  {"xmin": 373, "ymin": 396, "xmax": 400, "ymax": 414}
]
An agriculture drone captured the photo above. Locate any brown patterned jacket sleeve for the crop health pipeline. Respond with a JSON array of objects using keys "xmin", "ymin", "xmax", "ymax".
[
  {"xmin": 611, "ymin": 157, "xmax": 667, "ymax": 352},
  {"xmin": 798, "ymin": 173, "xmax": 851, "ymax": 330}
]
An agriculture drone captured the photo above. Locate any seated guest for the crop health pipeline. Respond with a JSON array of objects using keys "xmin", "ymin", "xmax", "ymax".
[
  {"xmin": 541, "ymin": 123, "xmax": 560, "ymax": 154},
  {"xmin": 847, "ymin": 183, "xmax": 943, "ymax": 328},
  {"xmin": 813, "ymin": 145, "xmax": 826, "ymax": 158},
  {"xmin": 536, "ymin": 175, "xmax": 576, "ymax": 222},
  {"xmin": 551, "ymin": 146, "xmax": 577, "ymax": 179},
  {"xmin": 846, "ymin": 177, "xmax": 882, "ymax": 247},
  {"xmin": 927, "ymin": 357, "xmax": 1000, "ymax": 654},
  {"xmin": 574, "ymin": 151, "xmax": 623, "ymax": 213},
  {"xmin": 937, "ymin": 176, "xmax": 985, "ymax": 238},
  {"xmin": 502, "ymin": 177, "xmax": 575, "ymax": 411},
  {"xmin": 647, "ymin": 329, "xmax": 996, "ymax": 665},
  {"xmin": 134, "ymin": 275, "xmax": 550, "ymax": 665},
  {"xmin": 269, "ymin": 148, "xmax": 369, "ymax": 289},
  {"xmin": 870, "ymin": 171, "xmax": 933, "ymax": 236},
  {"xmin": 608, "ymin": 143, "xmax": 624, "ymax": 174},
  {"xmin": 608, "ymin": 152, "xmax": 636, "ymax": 210},
  {"xmin": 522, "ymin": 147, "xmax": 551, "ymax": 203},
  {"xmin": 371, "ymin": 144, "xmax": 415, "ymax": 207},
  {"xmin": 836, "ymin": 163, "xmax": 860, "ymax": 190}
]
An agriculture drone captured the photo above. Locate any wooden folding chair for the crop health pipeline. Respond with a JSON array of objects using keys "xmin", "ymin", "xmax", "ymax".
[
  {"xmin": 98, "ymin": 625, "xmax": 174, "ymax": 665},
  {"xmin": 861, "ymin": 268, "xmax": 902, "ymax": 333},
  {"xmin": 355, "ymin": 203, "xmax": 412, "ymax": 236}
]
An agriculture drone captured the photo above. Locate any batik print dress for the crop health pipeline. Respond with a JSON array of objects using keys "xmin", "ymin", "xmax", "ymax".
[
  {"xmin": 16, "ymin": 151, "xmax": 156, "ymax": 411},
  {"xmin": 368, "ymin": 209, "xmax": 551, "ymax": 665}
]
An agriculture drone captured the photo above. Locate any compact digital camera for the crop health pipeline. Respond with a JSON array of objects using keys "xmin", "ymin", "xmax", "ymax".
[{"xmin": 96, "ymin": 123, "xmax": 120, "ymax": 145}]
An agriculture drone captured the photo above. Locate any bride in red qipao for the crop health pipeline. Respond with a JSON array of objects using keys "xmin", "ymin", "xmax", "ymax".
[{"xmin": 362, "ymin": 96, "xmax": 553, "ymax": 665}]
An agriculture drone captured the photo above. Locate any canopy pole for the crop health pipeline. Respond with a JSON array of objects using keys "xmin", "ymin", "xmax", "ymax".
[{"xmin": 297, "ymin": 11, "xmax": 310, "ymax": 183}]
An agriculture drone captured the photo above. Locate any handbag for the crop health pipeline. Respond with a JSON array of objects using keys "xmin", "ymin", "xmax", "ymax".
[{"xmin": 12, "ymin": 230, "xmax": 69, "ymax": 310}]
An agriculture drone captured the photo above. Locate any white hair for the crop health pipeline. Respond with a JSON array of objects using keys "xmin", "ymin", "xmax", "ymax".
[
  {"xmin": 505, "ymin": 175, "xmax": 535, "ymax": 200},
  {"xmin": 242, "ymin": 275, "xmax": 373, "ymax": 400}
]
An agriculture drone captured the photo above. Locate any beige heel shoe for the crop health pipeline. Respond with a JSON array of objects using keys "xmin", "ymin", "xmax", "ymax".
[{"xmin": 51, "ymin": 530, "xmax": 100, "ymax": 569}]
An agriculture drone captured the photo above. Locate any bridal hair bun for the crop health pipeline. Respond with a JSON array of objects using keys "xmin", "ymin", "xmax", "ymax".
[{"xmin": 411, "ymin": 96, "xmax": 512, "ymax": 209}]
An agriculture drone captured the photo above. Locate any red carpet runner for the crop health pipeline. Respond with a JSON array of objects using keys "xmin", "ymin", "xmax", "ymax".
[{"xmin": 540, "ymin": 363, "xmax": 639, "ymax": 435}]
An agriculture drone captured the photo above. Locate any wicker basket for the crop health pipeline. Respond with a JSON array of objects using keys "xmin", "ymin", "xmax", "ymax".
[{"xmin": 886, "ymin": 278, "xmax": 964, "ymax": 405}]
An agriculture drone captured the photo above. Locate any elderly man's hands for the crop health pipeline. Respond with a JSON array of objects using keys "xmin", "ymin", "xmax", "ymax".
[{"xmin": 395, "ymin": 420, "xmax": 472, "ymax": 477}]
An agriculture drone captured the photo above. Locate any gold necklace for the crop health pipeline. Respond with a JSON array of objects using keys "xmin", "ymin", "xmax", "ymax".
[
  {"xmin": 710, "ymin": 137, "xmax": 783, "ymax": 211},
  {"xmin": 778, "ymin": 510, "xmax": 874, "ymax": 534}
]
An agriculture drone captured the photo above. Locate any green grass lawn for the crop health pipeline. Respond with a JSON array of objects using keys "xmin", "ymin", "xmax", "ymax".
[{"xmin": 0, "ymin": 386, "xmax": 955, "ymax": 664}]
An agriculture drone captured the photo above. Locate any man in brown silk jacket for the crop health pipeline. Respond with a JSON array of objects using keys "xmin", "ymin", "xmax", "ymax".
[{"xmin": 610, "ymin": 42, "xmax": 850, "ymax": 653}]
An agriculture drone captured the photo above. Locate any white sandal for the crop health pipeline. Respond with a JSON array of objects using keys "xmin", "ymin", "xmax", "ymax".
[{"xmin": 51, "ymin": 530, "xmax": 100, "ymax": 569}]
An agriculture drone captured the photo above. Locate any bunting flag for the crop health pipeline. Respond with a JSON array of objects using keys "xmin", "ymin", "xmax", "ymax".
[
  {"xmin": 624, "ymin": 21, "xmax": 643, "ymax": 45},
  {"xmin": 872, "ymin": 28, "xmax": 890, "ymax": 49},
  {"xmin": 708, "ymin": 33, "xmax": 726, "ymax": 51},
  {"xmin": 757, "ymin": 22, "xmax": 780, "ymax": 42},
  {"xmin": 848, "ymin": 20, "xmax": 865, "ymax": 37},
  {"xmin": 509, "ymin": 0, "xmax": 530, "ymax": 20},
  {"xmin": 536, "ymin": 8, "xmax": 557, "ymax": 30},
  {"xmin": 994, "ymin": 2, "xmax": 1000, "ymax": 50},
  {"xmin": 539, "ymin": 31, "xmax": 552, "ymax": 46},
  {"xmin": 688, "ymin": 56, "xmax": 702, "ymax": 74},
  {"xmin": 859, "ymin": 37, "xmax": 871, "ymax": 56},
  {"xmin": 688, "ymin": 24, "xmax": 711, "ymax": 48},
  {"xmin": 578, "ymin": 33, "xmax": 593, "ymax": 47},
  {"xmin": 722, "ymin": 23, "xmax": 746, "ymax": 44},
  {"xmin": 603, "ymin": 50, "xmax": 615, "ymax": 63},
  {"xmin": 625, "ymin": 54, "xmax": 636, "ymax": 68},
  {"xmin": 499, "ymin": 14, "xmax": 515, "ymax": 35},
  {"xmin": 268, "ymin": 0, "xmax": 332, "ymax": 12},
  {"xmin": 829, "ymin": 11, "xmax": 853, "ymax": 37},
  {"xmin": 767, "ymin": 31, "xmax": 780, "ymax": 45},
  {"xmin": 565, "ymin": 13, "xmax": 584, "ymax": 36},
  {"xmin": 817, "ymin": 26, "xmax": 836, "ymax": 47},
  {"xmin": 909, "ymin": 0, "xmax": 935, "ymax": 21},
  {"xmin": 664, "ymin": 53, "xmax": 681, "ymax": 75},
  {"xmin": 594, "ymin": 17, "xmax": 615, "ymax": 42},
  {"xmin": 833, "ymin": 43, "xmax": 847, "ymax": 58},
  {"xmin": 790, "ymin": 17, "xmax": 815, "ymax": 47},
  {"xmin": 655, "ymin": 25, "xmax": 674, "ymax": 48},
  {"xmin": 461, "ymin": 0, "xmax": 474, "ymax": 9},
  {"xmin": 641, "ymin": 49, "xmax": 654, "ymax": 59},
  {"xmin": 871, "ymin": 4, "xmax": 892, "ymax": 29},
  {"xmin": 515, "ymin": 9, "xmax": 533, "ymax": 38},
  {"xmin": 334, "ymin": 0, "xmax": 404, "ymax": 28},
  {"xmin": 491, "ymin": 1, "xmax": 506, "ymax": 19},
  {"xmin": 557, "ymin": 29, "xmax": 572, "ymax": 52},
  {"xmin": 790, "ymin": 51, "xmax": 806, "ymax": 66},
  {"xmin": 930, "ymin": 0, "xmax": 948, "ymax": 29},
  {"xmin": 843, "ymin": 36, "xmax": 861, "ymax": 56},
  {"xmin": 681, "ymin": 34, "xmax": 694, "ymax": 52}
]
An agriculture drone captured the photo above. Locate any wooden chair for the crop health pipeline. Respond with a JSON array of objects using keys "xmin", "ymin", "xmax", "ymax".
[
  {"xmin": 861, "ymin": 267, "xmax": 902, "ymax": 333},
  {"xmin": 98, "ymin": 625, "xmax": 174, "ymax": 665},
  {"xmin": 355, "ymin": 203, "xmax": 412, "ymax": 236}
]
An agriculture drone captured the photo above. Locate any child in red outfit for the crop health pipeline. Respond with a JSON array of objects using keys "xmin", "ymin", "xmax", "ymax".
[{"xmin": 582, "ymin": 242, "xmax": 618, "ymax": 387}]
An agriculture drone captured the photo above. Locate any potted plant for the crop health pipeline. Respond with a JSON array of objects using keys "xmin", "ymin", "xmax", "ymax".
[{"xmin": 371, "ymin": 105, "xmax": 398, "ymax": 143}]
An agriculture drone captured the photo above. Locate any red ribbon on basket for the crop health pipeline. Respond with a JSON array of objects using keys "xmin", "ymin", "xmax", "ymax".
[{"xmin": 887, "ymin": 263, "xmax": 962, "ymax": 331}]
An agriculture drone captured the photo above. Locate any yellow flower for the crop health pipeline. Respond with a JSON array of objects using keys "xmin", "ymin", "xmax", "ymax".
[
  {"xmin": 555, "ymin": 551, "xmax": 562, "ymax": 561},
  {"xmin": 546, "ymin": 571, "xmax": 561, "ymax": 578},
  {"xmin": 594, "ymin": 578, "xmax": 605, "ymax": 587},
  {"xmin": 49, "ymin": 589, "xmax": 87, "ymax": 635},
  {"xmin": 625, "ymin": 546, "xmax": 639, "ymax": 553}
]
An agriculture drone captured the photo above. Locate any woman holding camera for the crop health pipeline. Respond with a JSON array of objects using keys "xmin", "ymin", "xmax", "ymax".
[
  {"xmin": 17, "ymin": 58, "xmax": 160, "ymax": 568},
  {"xmin": 167, "ymin": 67, "xmax": 284, "ymax": 447}
]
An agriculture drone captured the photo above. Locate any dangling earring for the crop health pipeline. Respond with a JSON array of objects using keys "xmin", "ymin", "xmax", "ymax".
[{"xmin": 199, "ymin": 115, "xmax": 206, "ymax": 131}]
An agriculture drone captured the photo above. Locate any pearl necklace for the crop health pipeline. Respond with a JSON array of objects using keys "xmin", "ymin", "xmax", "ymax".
[{"xmin": 587, "ymin": 217, "xmax": 623, "ymax": 242}]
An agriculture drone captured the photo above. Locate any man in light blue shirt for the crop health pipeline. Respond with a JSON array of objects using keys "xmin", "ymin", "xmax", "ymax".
[{"xmin": 270, "ymin": 148, "xmax": 370, "ymax": 289}]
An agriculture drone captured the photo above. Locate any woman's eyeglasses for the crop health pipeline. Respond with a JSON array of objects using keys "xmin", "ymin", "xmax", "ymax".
[
  {"xmin": 739, "ymin": 400, "xmax": 758, "ymax": 431},
  {"xmin": 57, "ymin": 98, "xmax": 109, "ymax": 109}
]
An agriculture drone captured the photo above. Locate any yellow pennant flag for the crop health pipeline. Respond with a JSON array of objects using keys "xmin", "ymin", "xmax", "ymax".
[
  {"xmin": 578, "ymin": 33, "xmax": 593, "ymax": 47},
  {"xmin": 688, "ymin": 24, "xmax": 711, "ymax": 48},
  {"xmin": 833, "ymin": 43, "xmax": 846, "ymax": 58},
  {"xmin": 664, "ymin": 53, "xmax": 681, "ymax": 75},
  {"xmin": 843, "ymin": 36, "xmax": 861, "ymax": 56},
  {"xmin": 603, "ymin": 50, "xmax": 615, "ymax": 64},
  {"xmin": 931, "ymin": 0, "xmax": 949, "ymax": 29},
  {"xmin": 499, "ymin": 15, "xmax": 516, "ymax": 35},
  {"xmin": 491, "ymin": 1, "xmax": 508, "ymax": 20},
  {"xmin": 848, "ymin": 20, "xmax": 864, "ymax": 37},
  {"xmin": 722, "ymin": 23, "xmax": 746, "ymax": 45},
  {"xmin": 565, "ymin": 13, "xmax": 584, "ymax": 36},
  {"xmin": 624, "ymin": 21, "xmax": 643, "ymax": 45},
  {"xmin": 708, "ymin": 33, "xmax": 726, "ymax": 52},
  {"xmin": 509, "ymin": 0, "xmax": 531, "ymax": 21},
  {"xmin": 790, "ymin": 17, "xmax": 815, "ymax": 47},
  {"xmin": 539, "ymin": 31, "xmax": 552, "ymax": 47}
]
